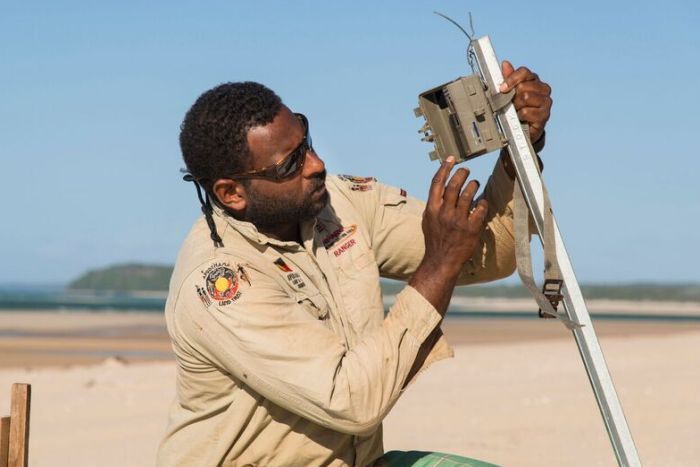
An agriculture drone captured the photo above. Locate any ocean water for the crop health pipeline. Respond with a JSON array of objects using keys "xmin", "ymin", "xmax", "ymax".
[
  {"xmin": 1, "ymin": 286, "xmax": 700, "ymax": 322},
  {"xmin": 0, "ymin": 285, "xmax": 166, "ymax": 312}
]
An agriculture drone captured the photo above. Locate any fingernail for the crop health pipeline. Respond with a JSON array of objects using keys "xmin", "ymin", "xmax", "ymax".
[
  {"xmin": 446, "ymin": 156, "xmax": 455, "ymax": 163},
  {"xmin": 499, "ymin": 82, "xmax": 508, "ymax": 92}
]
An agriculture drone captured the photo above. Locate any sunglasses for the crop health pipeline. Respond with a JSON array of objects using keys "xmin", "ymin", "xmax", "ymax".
[{"xmin": 227, "ymin": 113, "xmax": 313, "ymax": 181}]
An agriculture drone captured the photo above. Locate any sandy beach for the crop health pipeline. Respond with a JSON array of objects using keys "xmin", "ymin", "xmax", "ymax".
[{"xmin": 1, "ymin": 307, "xmax": 699, "ymax": 466}]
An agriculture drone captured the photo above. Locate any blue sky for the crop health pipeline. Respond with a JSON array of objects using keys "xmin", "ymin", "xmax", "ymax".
[{"xmin": 1, "ymin": 1, "xmax": 698, "ymax": 284}]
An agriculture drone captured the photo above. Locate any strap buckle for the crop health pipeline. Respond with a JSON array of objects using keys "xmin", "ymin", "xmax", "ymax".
[{"xmin": 539, "ymin": 279, "xmax": 564, "ymax": 318}]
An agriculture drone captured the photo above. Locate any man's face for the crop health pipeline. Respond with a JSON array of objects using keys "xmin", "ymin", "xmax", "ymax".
[{"xmin": 242, "ymin": 106, "xmax": 328, "ymax": 229}]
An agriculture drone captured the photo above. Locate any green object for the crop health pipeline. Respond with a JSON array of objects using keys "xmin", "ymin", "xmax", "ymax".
[{"xmin": 377, "ymin": 450, "xmax": 500, "ymax": 467}]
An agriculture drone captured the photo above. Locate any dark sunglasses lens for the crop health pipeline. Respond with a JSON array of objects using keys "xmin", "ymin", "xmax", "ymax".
[{"xmin": 277, "ymin": 147, "xmax": 304, "ymax": 178}]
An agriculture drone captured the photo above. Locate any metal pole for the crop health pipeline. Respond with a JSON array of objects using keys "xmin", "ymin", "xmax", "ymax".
[{"xmin": 471, "ymin": 35, "xmax": 641, "ymax": 467}]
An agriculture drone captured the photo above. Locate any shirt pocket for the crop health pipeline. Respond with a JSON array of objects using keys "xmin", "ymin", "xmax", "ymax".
[
  {"xmin": 333, "ymin": 246, "xmax": 383, "ymax": 336},
  {"xmin": 328, "ymin": 229, "xmax": 377, "ymax": 279},
  {"xmin": 295, "ymin": 290, "xmax": 330, "ymax": 322},
  {"xmin": 337, "ymin": 248, "xmax": 376, "ymax": 279}
]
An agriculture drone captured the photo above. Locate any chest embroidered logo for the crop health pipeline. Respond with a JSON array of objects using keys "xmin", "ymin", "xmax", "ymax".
[
  {"xmin": 198, "ymin": 262, "xmax": 243, "ymax": 307},
  {"xmin": 322, "ymin": 224, "xmax": 357, "ymax": 249},
  {"xmin": 333, "ymin": 238, "xmax": 357, "ymax": 257}
]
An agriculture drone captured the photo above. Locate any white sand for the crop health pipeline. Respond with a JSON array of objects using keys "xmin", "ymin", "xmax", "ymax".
[
  {"xmin": 1, "ymin": 332, "xmax": 699, "ymax": 466},
  {"xmin": 384, "ymin": 331, "xmax": 700, "ymax": 466},
  {"xmin": 0, "ymin": 358, "xmax": 175, "ymax": 467}
]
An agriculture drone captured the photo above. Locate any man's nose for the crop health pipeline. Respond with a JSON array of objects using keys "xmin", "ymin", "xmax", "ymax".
[{"xmin": 303, "ymin": 149, "xmax": 325, "ymax": 177}]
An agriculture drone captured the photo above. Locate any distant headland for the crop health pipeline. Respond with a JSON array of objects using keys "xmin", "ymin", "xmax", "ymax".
[
  {"xmin": 68, "ymin": 263, "xmax": 173, "ymax": 292},
  {"xmin": 66, "ymin": 263, "xmax": 700, "ymax": 302}
]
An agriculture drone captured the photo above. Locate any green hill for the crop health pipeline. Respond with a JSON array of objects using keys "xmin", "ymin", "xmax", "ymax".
[
  {"xmin": 68, "ymin": 263, "xmax": 173, "ymax": 292},
  {"xmin": 68, "ymin": 263, "xmax": 700, "ymax": 301}
]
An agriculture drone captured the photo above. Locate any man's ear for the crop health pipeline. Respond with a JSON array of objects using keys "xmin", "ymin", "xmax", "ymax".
[{"xmin": 212, "ymin": 178, "xmax": 247, "ymax": 213}]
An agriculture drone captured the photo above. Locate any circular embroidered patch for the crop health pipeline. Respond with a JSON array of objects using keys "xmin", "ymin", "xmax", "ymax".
[{"xmin": 205, "ymin": 265, "xmax": 239, "ymax": 301}]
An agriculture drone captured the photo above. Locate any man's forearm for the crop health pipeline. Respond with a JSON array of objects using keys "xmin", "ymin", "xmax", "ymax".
[
  {"xmin": 499, "ymin": 130, "xmax": 545, "ymax": 180},
  {"xmin": 402, "ymin": 155, "xmax": 489, "ymax": 384},
  {"xmin": 408, "ymin": 259, "xmax": 459, "ymax": 318},
  {"xmin": 404, "ymin": 260, "xmax": 461, "ymax": 383}
]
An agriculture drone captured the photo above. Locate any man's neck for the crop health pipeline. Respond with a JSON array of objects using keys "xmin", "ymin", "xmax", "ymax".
[
  {"xmin": 218, "ymin": 204, "xmax": 303, "ymax": 244},
  {"xmin": 258, "ymin": 222, "xmax": 302, "ymax": 244}
]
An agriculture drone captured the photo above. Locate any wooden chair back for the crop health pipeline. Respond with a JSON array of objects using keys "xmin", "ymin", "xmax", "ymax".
[{"xmin": 0, "ymin": 384, "xmax": 31, "ymax": 467}]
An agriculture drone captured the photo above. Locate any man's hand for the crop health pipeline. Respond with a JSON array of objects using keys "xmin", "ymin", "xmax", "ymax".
[
  {"xmin": 408, "ymin": 156, "xmax": 487, "ymax": 315},
  {"xmin": 499, "ymin": 60, "xmax": 552, "ymax": 143},
  {"xmin": 405, "ymin": 157, "xmax": 488, "ymax": 384},
  {"xmin": 422, "ymin": 157, "xmax": 488, "ymax": 277}
]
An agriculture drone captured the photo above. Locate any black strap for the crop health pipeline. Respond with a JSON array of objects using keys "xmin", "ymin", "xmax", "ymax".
[{"xmin": 183, "ymin": 174, "xmax": 224, "ymax": 248}]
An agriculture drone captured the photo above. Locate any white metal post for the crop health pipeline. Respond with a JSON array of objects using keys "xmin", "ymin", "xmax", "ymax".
[{"xmin": 471, "ymin": 36, "xmax": 641, "ymax": 467}]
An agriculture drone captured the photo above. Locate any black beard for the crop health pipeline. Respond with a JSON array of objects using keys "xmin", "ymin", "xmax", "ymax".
[{"xmin": 243, "ymin": 173, "xmax": 328, "ymax": 230}]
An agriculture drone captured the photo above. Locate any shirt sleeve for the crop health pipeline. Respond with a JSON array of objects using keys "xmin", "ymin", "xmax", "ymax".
[
  {"xmin": 172, "ymin": 262, "xmax": 442, "ymax": 436},
  {"xmin": 337, "ymin": 158, "xmax": 518, "ymax": 285}
]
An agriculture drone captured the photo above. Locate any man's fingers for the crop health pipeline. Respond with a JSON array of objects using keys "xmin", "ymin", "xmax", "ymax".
[
  {"xmin": 443, "ymin": 168, "xmax": 469, "ymax": 208},
  {"xmin": 516, "ymin": 107, "xmax": 548, "ymax": 141},
  {"xmin": 501, "ymin": 60, "xmax": 515, "ymax": 79},
  {"xmin": 499, "ymin": 60, "xmax": 515, "ymax": 92},
  {"xmin": 512, "ymin": 92, "xmax": 551, "ymax": 112},
  {"xmin": 510, "ymin": 80, "xmax": 552, "ymax": 109},
  {"xmin": 456, "ymin": 179, "xmax": 480, "ymax": 213},
  {"xmin": 499, "ymin": 63, "xmax": 552, "ymax": 141},
  {"xmin": 511, "ymin": 79, "xmax": 552, "ymax": 97},
  {"xmin": 501, "ymin": 66, "xmax": 538, "ymax": 92},
  {"xmin": 516, "ymin": 107, "xmax": 550, "ymax": 126},
  {"xmin": 467, "ymin": 199, "xmax": 489, "ymax": 231},
  {"xmin": 428, "ymin": 156, "xmax": 455, "ymax": 209}
]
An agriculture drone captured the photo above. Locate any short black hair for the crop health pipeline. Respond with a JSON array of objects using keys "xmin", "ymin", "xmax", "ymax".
[{"xmin": 179, "ymin": 81, "xmax": 283, "ymax": 192}]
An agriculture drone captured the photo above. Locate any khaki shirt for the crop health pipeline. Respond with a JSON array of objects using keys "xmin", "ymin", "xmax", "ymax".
[{"xmin": 157, "ymin": 161, "xmax": 516, "ymax": 467}]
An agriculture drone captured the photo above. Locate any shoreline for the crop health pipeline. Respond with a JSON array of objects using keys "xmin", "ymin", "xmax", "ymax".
[
  {"xmin": 2, "ymin": 307, "xmax": 700, "ymax": 369},
  {"xmin": 4, "ymin": 294, "xmax": 700, "ymax": 315}
]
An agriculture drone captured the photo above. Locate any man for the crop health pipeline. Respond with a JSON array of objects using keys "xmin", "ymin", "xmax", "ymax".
[{"xmin": 157, "ymin": 61, "xmax": 552, "ymax": 466}]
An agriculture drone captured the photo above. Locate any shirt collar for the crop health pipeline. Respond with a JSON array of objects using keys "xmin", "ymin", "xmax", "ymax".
[{"xmin": 213, "ymin": 205, "xmax": 318, "ymax": 250}]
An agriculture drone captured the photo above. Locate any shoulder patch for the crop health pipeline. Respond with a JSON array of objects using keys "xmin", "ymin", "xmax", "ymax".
[
  {"xmin": 338, "ymin": 174, "xmax": 376, "ymax": 192},
  {"xmin": 197, "ymin": 261, "xmax": 250, "ymax": 307}
]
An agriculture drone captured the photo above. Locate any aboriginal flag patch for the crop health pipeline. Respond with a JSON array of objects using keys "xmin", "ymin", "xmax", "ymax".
[
  {"xmin": 274, "ymin": 258, "xmax": 293, "ymax": 272},
  {"xmin": 198, "ymin": 262, "xmax": 243, "ymax": 306}
]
